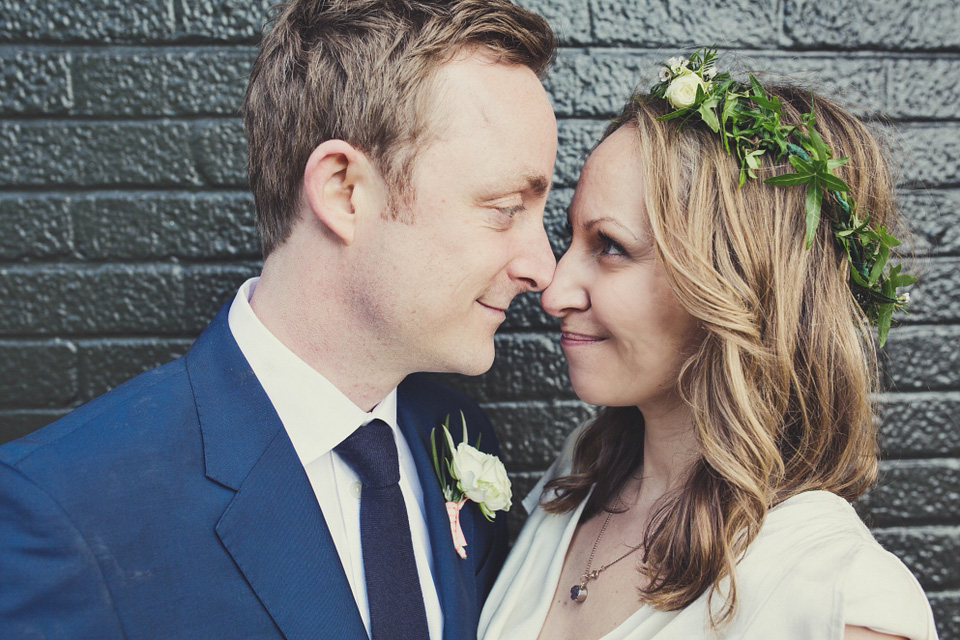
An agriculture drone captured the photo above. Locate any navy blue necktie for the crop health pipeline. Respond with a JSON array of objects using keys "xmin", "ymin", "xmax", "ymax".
[{"xmin": 334, "ymin": 419, "xmax": 430, "ymax": 640}]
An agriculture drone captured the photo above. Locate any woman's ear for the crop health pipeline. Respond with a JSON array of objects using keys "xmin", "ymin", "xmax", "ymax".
[{"xmin": 302, "ymin": 140, "xmax": 385, "ymax": 246}]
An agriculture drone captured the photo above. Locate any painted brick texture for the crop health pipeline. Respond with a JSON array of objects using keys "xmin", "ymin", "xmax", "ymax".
[{"xmin": 1, "ymin": 0, "xmax": 957, "ymax": 635}]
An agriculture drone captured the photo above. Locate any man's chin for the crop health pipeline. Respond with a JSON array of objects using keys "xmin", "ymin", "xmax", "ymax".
[{"xmin": 436, "ymin": 341, "xmax": 496, "ymax": 377}]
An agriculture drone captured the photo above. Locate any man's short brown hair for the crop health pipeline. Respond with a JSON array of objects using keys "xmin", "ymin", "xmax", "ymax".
[{"xmin": 242, "ymin": 0, "xmax": 556, "ymax": 256}]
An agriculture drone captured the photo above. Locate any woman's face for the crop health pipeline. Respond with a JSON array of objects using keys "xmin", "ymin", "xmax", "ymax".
[{"xmin": 542, "ymin": 125, "xmax": 701, "ymax": 418}]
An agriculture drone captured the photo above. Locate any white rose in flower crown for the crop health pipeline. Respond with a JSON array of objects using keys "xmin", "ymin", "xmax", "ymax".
[
  {"xmin": 664, "ymin": 69, "xmax": 707, "ymax": 109},
  {"xmin": 451, "ymin": 442, "xmax": 512, "ymax": 519}
]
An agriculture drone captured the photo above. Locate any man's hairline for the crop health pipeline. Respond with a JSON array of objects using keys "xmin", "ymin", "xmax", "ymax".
[{"xmin": 382, "ymin": 44, "xmax": 550, "ymax": 217}]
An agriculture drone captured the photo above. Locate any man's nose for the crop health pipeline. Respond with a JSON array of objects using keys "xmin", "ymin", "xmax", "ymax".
[{"xmin": 510, "ymin": 218, "xmax": 557, "ymax": 293}]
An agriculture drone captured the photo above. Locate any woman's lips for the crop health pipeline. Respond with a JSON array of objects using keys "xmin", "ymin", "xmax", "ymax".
[{"xmin": 560, "ymin": 331, "xmax": 606, "ymax": 347}]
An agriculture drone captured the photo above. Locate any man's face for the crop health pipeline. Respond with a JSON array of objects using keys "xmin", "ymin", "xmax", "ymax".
[{"xmin": 354, "ymin": 50, "xmax": 558, "ymax": 376}]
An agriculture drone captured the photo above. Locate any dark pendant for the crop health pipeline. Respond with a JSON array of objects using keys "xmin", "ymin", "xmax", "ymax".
[{"xmin": 570, "ymin": 584, "xmax": 588, "ymax": 603}]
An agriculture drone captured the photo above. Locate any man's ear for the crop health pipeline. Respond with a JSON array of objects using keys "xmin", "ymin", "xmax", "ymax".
[{"xmin": 302, "ymin": 140, "xmax": 384, "ymax": 246}]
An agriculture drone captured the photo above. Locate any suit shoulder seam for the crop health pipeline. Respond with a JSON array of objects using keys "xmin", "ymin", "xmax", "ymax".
[
  {"xmin": 6, "ymin": 360, "xmax": 187, "ymax": 468},
  {"xmin": 0, "ymin": 460, "xmax": 127, "ymax": 635}
]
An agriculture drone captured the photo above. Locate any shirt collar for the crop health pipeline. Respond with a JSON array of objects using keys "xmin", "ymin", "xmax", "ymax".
[{"xmin": 227, "ymin": 277, "xmax": 399, "ymax": 466}]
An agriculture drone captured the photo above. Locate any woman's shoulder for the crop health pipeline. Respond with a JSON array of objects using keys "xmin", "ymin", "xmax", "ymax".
[
  {"xmin": 839, "ymin": 530, "xmax": 938, "ymax": 639},
  {"xmin": 738, "ymin": 490, "xmax": 937, "ymax": 639}
]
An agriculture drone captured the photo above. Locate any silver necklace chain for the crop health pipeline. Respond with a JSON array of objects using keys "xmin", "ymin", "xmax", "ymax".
[{"xmin": 570, "ymin": 482, "xmax": 644, "ymax": 603}]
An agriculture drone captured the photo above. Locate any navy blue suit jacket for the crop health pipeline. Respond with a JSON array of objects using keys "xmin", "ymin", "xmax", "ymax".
[{"xmin": 0, "ymin": 302, "xmax": 508, "ymax": 639}]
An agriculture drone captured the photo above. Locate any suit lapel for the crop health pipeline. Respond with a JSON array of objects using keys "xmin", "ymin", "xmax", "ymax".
[
  {"xmin": 396, "ymin": 390, "xmax": 476, "ymax": 640},
  {"xmin": 214, "ymin": 431, "xmax": 366, "ymax": 639},
  {"xmin": 186, "ymin": 303, "xmax": 366, "ymax": 640}
]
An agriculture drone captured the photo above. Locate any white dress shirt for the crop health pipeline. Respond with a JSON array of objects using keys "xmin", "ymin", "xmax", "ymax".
[{"xmin": 228, "ymin": 277, "xmax": 443, "ymax": 640}]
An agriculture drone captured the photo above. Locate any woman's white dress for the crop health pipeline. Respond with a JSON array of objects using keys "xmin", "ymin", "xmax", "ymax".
[{"xmin": 479, "ymin": 427, "xmax": 939, "ymax": 640}]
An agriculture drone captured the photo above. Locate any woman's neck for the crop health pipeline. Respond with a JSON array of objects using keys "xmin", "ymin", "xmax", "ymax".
[{"xmin": 628, "ymin": 401, "xmax": 698, "ymax": 505}]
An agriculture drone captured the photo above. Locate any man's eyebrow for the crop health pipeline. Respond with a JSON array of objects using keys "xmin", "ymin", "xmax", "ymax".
[
  {"xmin": 525, "ymin": 174, "xmax": 550, "ymax": 196},
  {"xmin": 478, "ymin": 174, "xmax": 550, "ymax": 202}
]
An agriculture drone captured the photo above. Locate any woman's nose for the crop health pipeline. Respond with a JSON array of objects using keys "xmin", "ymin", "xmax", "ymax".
[{"xmin": 541, "ymin": 250, "xmax": 589, "ymax": 318}]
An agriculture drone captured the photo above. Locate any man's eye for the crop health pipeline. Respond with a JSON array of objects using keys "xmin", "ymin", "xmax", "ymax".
[{"xmin": 496, "ymin": 204, "xmax": 525, "ymax": 218}]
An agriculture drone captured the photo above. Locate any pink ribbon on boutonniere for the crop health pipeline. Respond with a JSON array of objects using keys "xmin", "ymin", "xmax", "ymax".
[
  {"xmin": 433, "ymin": 413, "xmax": 511, "ymax": 559},
  {"xmin": 445, "ymin": 499, "xmax": 468, "ymax": 559}
]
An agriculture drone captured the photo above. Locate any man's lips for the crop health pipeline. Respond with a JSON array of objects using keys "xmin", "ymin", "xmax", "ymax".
[
  {"xmin": 560, "ymin": 331, "xmax": 607, "ymax": 346},
  {"xmin": 478, "ymin": 301, "xmax": 508, "ymax": 314}
]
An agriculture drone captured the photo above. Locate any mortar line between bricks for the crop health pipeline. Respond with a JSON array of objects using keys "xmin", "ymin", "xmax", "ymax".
[
  {"xmin": 0, "ymin": 186, "xmax": 252, "ymax": 195},
  {"xmin": 550, "ymin": 45, "xmax": 960, "ymax": 57},
  {"xmin": 0, "ymin": 260, "xmax": 262, "ymax": 268},
  {"xmin": 0, "ymin": 114, "xmax": 245, "ymax": 123},
  {"xmin": 0, "ymin": 43, "xmax": 258, "ymax": 54},
  {"xmin": 594, "ymin": 47, "xmax": 960, "ymax": 59},
  {"xmin": 864, "ymin": 519, "xmax": 960, "ymax": 529},
  {"xmin": 0, "ymin": 408, "xmax": 71, "ymax": 413},
  {"xmin": 0, "ymin": 39, "xmax": 263, "ymax": 48},
  {"xmin": 0, "ymin": 336, "xmax": 198, "ymax": 344},
  {"xmin": 902, "ymin": 255, "xmax": 960, "ymax": 264},
  {"xmin": 881, "ymin": 453, "xmax": 960, "ymax": 462},
  {"xmin": 0, "ymin": 332, "xmax": 563, "ymax": 342},
  {"xmin": 479, "ymin": 399, "xmax": 591, "ymax": 408},
  {"xmin": 875, "ymin": 390, "xmax": 960, "ymax": 400},
  {"xmin": 894, "ymin": 253, "xmax": 960, "ymax": 260},
  {"xmin": 878, "ymin": 458, "xmax": 960, "ymax": 468},
  {"xmin": 0, "ymin": 186, "xmax": 261, "ymax": 195},
  {"xmin": 872, "ymin": 524, "xmax": 960, "ymax": 534}
]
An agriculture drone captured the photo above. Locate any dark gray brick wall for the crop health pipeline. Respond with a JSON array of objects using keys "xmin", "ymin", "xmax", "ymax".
[{"xmin": 1, "ymin": 0, "xmax": 956, "ymax": 635}]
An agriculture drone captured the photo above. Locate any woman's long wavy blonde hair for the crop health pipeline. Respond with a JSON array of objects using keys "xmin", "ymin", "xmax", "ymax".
[{"xmin": 542, "ymin": 84, "xmax": 900, "ymax": 625}]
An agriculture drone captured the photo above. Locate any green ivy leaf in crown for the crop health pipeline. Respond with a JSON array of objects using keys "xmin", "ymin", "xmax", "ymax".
[{"xmin": 650, "ymin": 47, "xmax": 915, "ymax": 346}]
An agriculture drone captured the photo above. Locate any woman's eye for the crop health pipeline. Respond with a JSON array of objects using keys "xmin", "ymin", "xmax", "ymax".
[{"xmin": 598, "ymin": 232, "xmax": 626, "ymax": 256}]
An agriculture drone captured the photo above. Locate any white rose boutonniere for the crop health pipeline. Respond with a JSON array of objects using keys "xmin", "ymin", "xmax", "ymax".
[
  {"xmin": 431, "ymin": 413, "xmax": 512, "ymax": 559},
  {"xmin": 451, "ymin": 442, "xmax": 512, "ymax": 519},
  {"xmin": 664, "ymin": 69, "xmax": 707, "ymax": 109}
]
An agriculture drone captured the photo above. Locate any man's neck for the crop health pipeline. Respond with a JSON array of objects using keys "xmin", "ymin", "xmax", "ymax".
[{"xmin": 250, "ymin": 263, "xmax": 405, "ymax": 413}]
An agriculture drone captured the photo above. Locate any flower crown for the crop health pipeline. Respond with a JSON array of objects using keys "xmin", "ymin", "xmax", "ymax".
[{"xmin": 651, "ymin": 48, "xmax": 914, "ymax": 346}]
